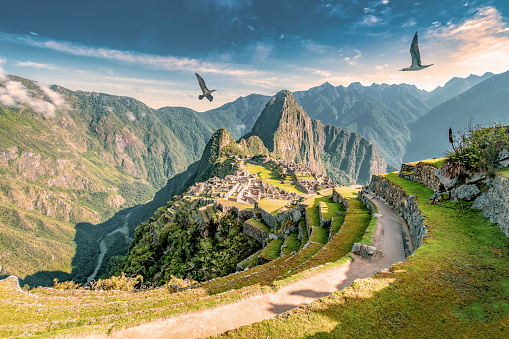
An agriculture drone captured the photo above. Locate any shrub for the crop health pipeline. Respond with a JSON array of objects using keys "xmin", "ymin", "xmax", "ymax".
[
  {"xmin": 90, "ymin": 273, "xmax": 144, "ymax": 291},
  {"xmin": 53, "ymin": 278, "xmax": 81, "ymax": 290},
  {"xmin": 443, "ymin": 123, "xmax": 509, "ymax": 177}
]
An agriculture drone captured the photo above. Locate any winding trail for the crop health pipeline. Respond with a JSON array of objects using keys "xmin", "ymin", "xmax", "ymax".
[
  {"xmin": 85, "ymin": 206, "xmax": 140, "ymax": 285},
  {"xmin": 92, "ymin": 194, "xmax": 409, "ymax": 339}
]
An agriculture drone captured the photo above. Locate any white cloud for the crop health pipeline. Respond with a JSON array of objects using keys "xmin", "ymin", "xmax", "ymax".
[
  {"xmin": 302, "ymin": 39, "xmax": 333, "ymax": 55},
  {"xmin": 314, "ymin": 70, "xmax": 331, "ymax": 77},
  {"xmin": 426, "ymin": 6, "xmax": 509, "ymax": 74},
  {"xmin": 1, "ymin": 32, "xmax": 259, "ymax": 77},
  {"xmin": 402, "ymin": 18, "xmax": 417, "ymax": 28},
  {"xmin": 15, "ymin": 61, "xmax": 60, "ymax": 70},
  {"xmin": 375, "ymin": 64, "xmax": 389, "ymax": 70},
  {"xmin": 36, "ymin": 82, "xmax": 67, "ymax": 108},
  {"xmin": 236, "ymin": 123, "xmax": 245, "ymax": 134},
  {"xmin": 0, "ymin": 76, "xmax": 67, "ymax": 117},
  {"xmin": 360, "ymin": 15, "xmax": 383, "ymax": 27},
  {"xmin": 252, "ymin": 42, "xmax": 273, "ymax": 63}
]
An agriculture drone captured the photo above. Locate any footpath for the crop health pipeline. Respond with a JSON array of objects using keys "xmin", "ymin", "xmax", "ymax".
[{"xmin": 89, "ymin": 194, "xmax": 408, "ymax": 339}]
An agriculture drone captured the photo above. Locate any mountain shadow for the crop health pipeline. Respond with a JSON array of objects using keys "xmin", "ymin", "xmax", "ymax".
[{"xmin": 18, "ymin": 163, "xmax": 197, "ymax": 287}]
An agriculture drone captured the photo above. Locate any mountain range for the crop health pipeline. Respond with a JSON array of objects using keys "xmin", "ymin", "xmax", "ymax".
[{"xmin": 0, "ymin": 69, "xmax": 508, "ymax": 285}]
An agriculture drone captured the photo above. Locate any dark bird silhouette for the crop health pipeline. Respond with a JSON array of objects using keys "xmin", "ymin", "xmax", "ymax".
[
  {"xmin": 195, "ymin": 73, "xmax": 216, "ymax": 102},
  {"xmin": 400, "ymin": 32, "xmax": 433, "ymax": 71}
]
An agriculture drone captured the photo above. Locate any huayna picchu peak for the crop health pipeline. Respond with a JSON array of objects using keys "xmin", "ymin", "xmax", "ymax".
[{"xmin": 242, "ymin": 89, "xmax": 389, "ymax": 184}]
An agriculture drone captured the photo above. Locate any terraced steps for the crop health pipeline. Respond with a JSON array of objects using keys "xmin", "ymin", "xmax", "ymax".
[{"xmin": 257, "ymin": 238, "xmax": 284, "ymax": 265}]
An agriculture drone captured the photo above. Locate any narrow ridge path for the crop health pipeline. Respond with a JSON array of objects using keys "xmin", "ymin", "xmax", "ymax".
[{"xmin": 93, "ymin": 194, "xmax": 408, "ymax": 339}]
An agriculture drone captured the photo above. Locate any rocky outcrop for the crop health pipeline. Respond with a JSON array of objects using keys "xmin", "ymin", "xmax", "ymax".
[
  {"xmin": 351, "ymin": 243, "xmax": 382, "ymax": 259},
  {"xmin": 368, "ymin": 175, "xmax": 426, "ymax": 249},
  {"xmin": 472, "ymin": 175, "xmax": 509, "ymax": 237}
]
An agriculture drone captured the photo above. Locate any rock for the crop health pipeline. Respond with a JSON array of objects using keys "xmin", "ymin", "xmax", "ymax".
[
  {"xmin": 450, "ymin": 184, "xmax": 481, "ymax": 201},
  {"xmin": 498, "ymin": 159, "xmax": 509, "ymax": 169},
  {"xmin": 471, "ymin": 175, "xmax": 509, "ymax": 237},
  {"xmin": 496, "ymin": 149, "xmax": 509, "ymax": 162},
  {"xmin": 351, "ymin": 242, "xmax": 383, "ymax": 259},
  {"xmin": 434, "ymin": 167, "xmax": 459, "ymax": 189},
  {"xmin": 466, "ymin": 172, "xmax": 487, "ymax": 184},
  {"xmin": 336, "ymin": 212, "xmax": 343, "ymax": 216}
]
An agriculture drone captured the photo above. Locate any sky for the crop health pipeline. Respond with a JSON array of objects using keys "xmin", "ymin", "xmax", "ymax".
[{"xmin": 0, "ymin": 0, "xmax": 508, "ymax": 112}]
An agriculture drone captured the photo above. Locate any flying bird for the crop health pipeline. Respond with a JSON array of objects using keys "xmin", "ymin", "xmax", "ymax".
[
  {"xmin": 195, "ymin": 73, "xmax": 216, "ymax": 102},
  {"xmin": 399, "ymin": 31, "xmax": 433, "ymax": 71}
]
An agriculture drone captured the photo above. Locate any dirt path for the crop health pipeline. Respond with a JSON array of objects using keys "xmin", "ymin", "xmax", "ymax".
[
  {"xmin": 91, "ymin": 194, "xmax": 408, "ymax": 339},
  {"xmin": 85, "ymin": 206, "xmax": 140, "ymax": 284}
]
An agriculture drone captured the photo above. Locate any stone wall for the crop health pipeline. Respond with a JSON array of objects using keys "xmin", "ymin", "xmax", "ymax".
[
  {"xmin": 215, "ymin": 201, "xmax": 254, "ymax": 220},
  {"xmin": 318, "ymin": 201, "xmax": 332, "ymax": 228},
  {"xmin": 472, "ymin": 175, "xmax": 509, "ymax": 237},
  {"xmin": 368, "ymin": 175, "xmax": 427, "ymax": 249},
  {"xmin": 255, "ymin": 205, "xmax": 279, "ymax": 230},
  {"xmin": 243, "ymin": 220, "xmax": 270, "ymax": 243},
  {"xmin": 358, "ymin": 190, "xmax": 376, "ymax": 213},
  {"xmin": 398, "ymin": 162, "xmax": 443, "ymax": 192},
  {"xmin": 332, "ymin": 188, "xmax": 349, "ymax": 210}
]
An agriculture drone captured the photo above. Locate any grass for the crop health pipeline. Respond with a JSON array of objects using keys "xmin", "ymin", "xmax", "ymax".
[
  {"xmin": 302, "ymin": 195, "xmax": 331, "ymax": 227},
  {"xmin": 289, "ymin": 198, "xmax": 371, "ymax": 276},
  {"xmin": 281, "ymin": 233, "xmax": 301, "ymax": 256},
  {"xmin": 257, "ymin": 198, "xmax": 288, "ymax": 214},
  {"xmin": 245, "ymin": 218, "xmax": 271, "ymax": 233},
  {"xmin": 360, "ymin": 216, "xmax": 378, "ymax": 245},
  {"xmin": 221, "ymin": 174, "xmax": 509, "ymax": 338},
  {"xmin": 247, "ymin": 249, "xmax": 263, "ymax": 268},
  {"xmin": 245, "ymin": 164, "xmax": 305, "ymax": 194},
  {"xmin": 498, "ymin": 168, "xmax": 509, "ymax": 178},
  {"xmin": 309, "ymin": 227, "xmax": 329, "ymax": 244},
  {"xmin": 334, "ymin": 186, "xmax": 361, "ymax": 199},
  {"xmin": 259, "ymin": 239, "xmax": 285, "ymax": 260},
  {"xmin": 216, "ymin": 199, "xmax": 253, "ymax": 210},
  {"xmin": 419, "ymin": 158, "xmax": 446, "ymax": 168}
]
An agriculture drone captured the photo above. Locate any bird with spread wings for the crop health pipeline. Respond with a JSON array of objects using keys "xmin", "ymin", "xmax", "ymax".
[
  {"xmin": 400, "ymin": 32, "xmax": 433, "ymax": 71},
  {"xmin": 195, "ymin": 73, "xmax": 216, "ymax": 102}
]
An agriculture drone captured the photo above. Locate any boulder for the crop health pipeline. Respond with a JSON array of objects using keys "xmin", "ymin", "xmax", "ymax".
[
  {"xmin": 351, "ymin": 243, "xmax": 383, "ymax": 259},
  {"xmin": 466, "ymin": 172, "xmax": 487, "ymax": 184},
  {"xmin": 434, "ymin": 167, "xmax": 459, "ymax": 190},
  {"xmin": 450, "ymin": 184, "xmax": 481, "ymax": 201},
  {"xmin": 496, "ymin": 149, "xmax": 509, "ymax": 169}
]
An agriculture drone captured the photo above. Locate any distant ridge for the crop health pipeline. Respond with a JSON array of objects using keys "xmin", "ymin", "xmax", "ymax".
[{"xmin": 405, "ymin": 70, "xmax": 509, "ymax": 162}]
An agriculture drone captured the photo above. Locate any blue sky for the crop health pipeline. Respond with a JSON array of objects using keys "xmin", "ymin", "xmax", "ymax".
[{"xmin": 1, "ymin": 0, "xmax": 508, "ymax": 111}]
